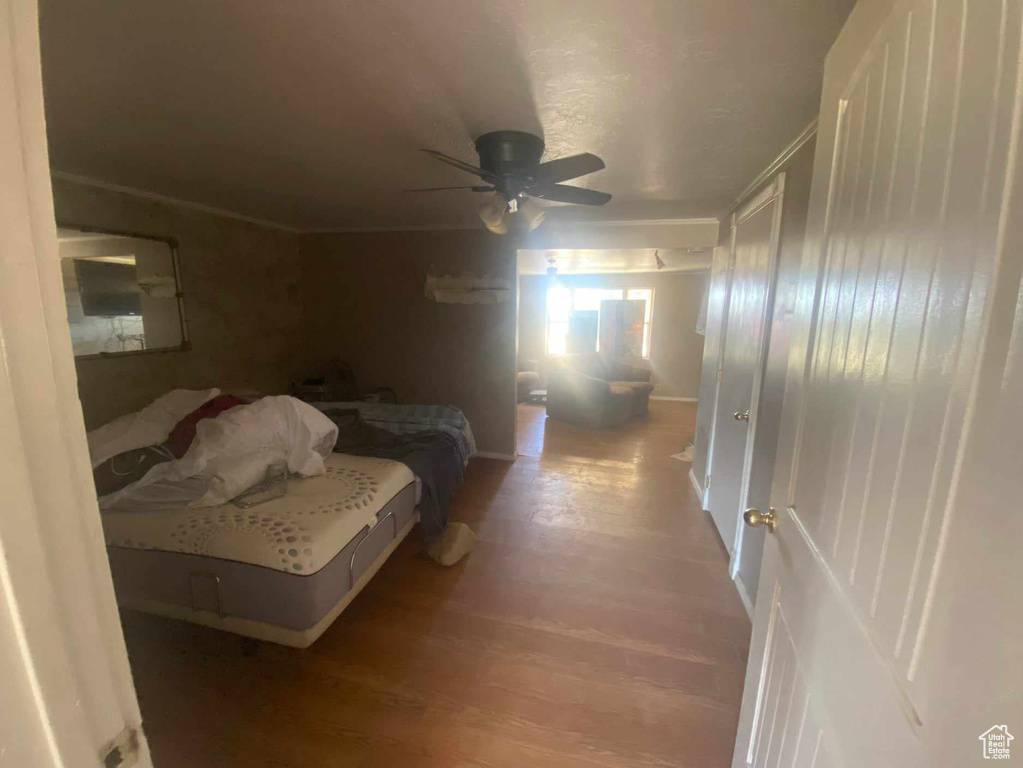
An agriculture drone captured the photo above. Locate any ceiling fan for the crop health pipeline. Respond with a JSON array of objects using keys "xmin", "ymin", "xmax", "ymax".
[{"xmin": 410, "ymin": 131, "xmax": 611, "ymax": 234}]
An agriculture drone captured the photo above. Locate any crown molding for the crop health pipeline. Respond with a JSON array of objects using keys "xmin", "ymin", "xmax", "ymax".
[
  {"xmin": 50, "ymin": 171, "xmax": 302, "ymax": 233},
  {"xmin": 727, "ymin": 117, "xmax": 819, "ymax": 216},
  {"xmin": 547, "ymin": 217, "xmax": 721, "ymax": 228},
  {"xmin": 303, "ymin": 222, "xmax": 482, "ymax": 234},
  {"xmin": 305, "ymin": 216, "xmax": 721, "ymax": 235},
  {"xmin": 52, "ymin": 171, "xmax": 723, "ymax": 236},
  {"xmin": 519, "ymin": 267, "xmax": 710, "ymax": 277}
]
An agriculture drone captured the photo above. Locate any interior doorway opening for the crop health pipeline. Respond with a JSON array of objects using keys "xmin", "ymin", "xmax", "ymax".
[{"xmin": 514, "ymin": 247, "xmax": 713, "ymax": 457}]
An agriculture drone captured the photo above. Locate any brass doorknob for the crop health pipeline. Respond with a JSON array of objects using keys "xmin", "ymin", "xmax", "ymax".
[
  {"xmin": 734, "ymin": 410, "xmax": 750, "ymax": 421},
  {"xmin": 744, "ymin": 507, "xmax": 777, "ymax": 534}
]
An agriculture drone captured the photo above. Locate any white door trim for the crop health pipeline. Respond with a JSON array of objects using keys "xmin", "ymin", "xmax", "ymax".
[{"xmin": 0, "ymin": 1, "xmax": 150, "ymax": 765}]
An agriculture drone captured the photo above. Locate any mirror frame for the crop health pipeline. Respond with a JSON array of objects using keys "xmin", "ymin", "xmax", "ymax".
[{"xmin": 57, "ymin": 222, "xmax": 191, "ymax": 359}]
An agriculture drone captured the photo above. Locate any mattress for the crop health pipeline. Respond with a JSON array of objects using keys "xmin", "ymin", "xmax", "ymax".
[
  {"xmin": 101, "ymin": 453, "xmax": 420, "ymax": 647},
  {"xmin": 102, "ymin": 453, "xmax": 415, "ymax": 575}
]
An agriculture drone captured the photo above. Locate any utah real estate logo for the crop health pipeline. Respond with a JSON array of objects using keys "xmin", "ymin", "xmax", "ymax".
[{"xmin": 979, "ymin": 725, "xmax": 1013, "ymax": 760}]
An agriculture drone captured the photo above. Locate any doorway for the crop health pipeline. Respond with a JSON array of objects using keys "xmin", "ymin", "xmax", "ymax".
[{"xmin": 514, "ymin": 247, "xmax": 710, "ymax": 454}]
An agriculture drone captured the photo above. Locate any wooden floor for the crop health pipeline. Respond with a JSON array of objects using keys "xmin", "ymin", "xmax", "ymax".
[{"xmin": 121, "ymin": 401, "xmax": 751, "ymax": 767}]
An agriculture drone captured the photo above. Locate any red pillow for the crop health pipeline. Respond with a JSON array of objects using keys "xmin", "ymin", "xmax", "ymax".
[{"xmin": 166, "ymin": 395, "xmax": 250, "ymax": 458}]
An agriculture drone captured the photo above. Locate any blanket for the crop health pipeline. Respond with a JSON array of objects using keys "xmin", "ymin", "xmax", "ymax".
[
  {"xmin": 312, "ymin": 401, "xmax": 476, "ymax": 466},
  {"xmin": 323, "ymin": 409, "xmax": 463, "ymax": 541}
]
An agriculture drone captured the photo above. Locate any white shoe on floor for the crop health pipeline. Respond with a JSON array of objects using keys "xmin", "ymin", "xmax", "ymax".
[{"xmin": 426, "ymin": 522, "xmax": 476, "ymax": 566}]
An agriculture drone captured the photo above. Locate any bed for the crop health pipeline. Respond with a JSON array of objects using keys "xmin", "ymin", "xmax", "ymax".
[{"xmin": 102, "ymin": 453, "xmax": 420, "ymax": 648}]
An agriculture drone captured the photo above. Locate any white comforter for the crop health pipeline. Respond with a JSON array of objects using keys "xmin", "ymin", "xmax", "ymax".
[
  {"xmin": 97, "ymin": 395, "xmax": 339, "ymax": 512},
  {"xmin": 88, "ymin": 388, "xmax": 220, "ymax": 468}
]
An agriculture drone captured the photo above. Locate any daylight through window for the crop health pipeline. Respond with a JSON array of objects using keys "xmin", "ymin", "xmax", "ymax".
[{"xmin": 545, "ymin": 285, "xmax": 653, "ymax": 358}]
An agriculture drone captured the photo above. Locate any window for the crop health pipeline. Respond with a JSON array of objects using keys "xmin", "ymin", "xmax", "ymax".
[
  {"xmin": 626, "ymin": 288, "xmax": 654, "ymax": 358},
  {"xmin": 545, "ymin": 284, "xmax": 572, "ymax": 355},
  {"xmin": 545, "ymin": 285, "xmax": 653, "ymax": 358},
  {"xmin": 572, "ymin": 287, "xmax": 625, "ymax": 313}
]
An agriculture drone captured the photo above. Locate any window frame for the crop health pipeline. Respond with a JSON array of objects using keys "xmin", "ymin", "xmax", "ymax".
[{"xmin": 544, "ymin": 285, "xmax": 654, "ymax": 359}]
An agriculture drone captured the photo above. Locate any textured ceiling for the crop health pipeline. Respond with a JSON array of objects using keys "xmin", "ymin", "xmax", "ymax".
[{"xmin": 39, "ymin": 0, "xmax": 854, "ymax": 231}]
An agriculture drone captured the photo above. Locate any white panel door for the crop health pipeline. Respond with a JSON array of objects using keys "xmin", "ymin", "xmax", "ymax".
[
  {"xmin": 733, "ymin": 0, "xmax": 1023, "ymax": 765},
  {"xmin": 708, "ymin": 182, "xmax": 783, "ymax": 564}
]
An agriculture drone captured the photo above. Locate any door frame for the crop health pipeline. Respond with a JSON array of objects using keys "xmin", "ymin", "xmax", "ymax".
[
  {"xmin": 0, "ymin": 0, "xmax": 150, "ymax": 764},
  {"xmin": 713, "ymin": 173, "xmax": 787, "ymax": 584},
  {"xmin": 700, "ymin": 228, "xmax": 738, "ymax": 511}
]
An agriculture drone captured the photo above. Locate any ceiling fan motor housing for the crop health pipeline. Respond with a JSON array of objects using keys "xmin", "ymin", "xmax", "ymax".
[
  {"xmin": 416, "ymin": 131, "xmax": 610, "ymax": 214},
  {"xmin": 475, "ymin": 131, "xmax": 545, "ymax": 177}
]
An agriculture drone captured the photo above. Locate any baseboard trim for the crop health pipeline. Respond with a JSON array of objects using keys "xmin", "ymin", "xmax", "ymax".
[
  {"xmin": 734, "ymin": 573, "xmax": 755, "ymax": 620},
  {"xmin": 650, "ymin": 396, "xmax": 698, "ymax": 402},
  {"xmin": 475, "ymin": 451, "xmax": 516, "ymax": 461},
  {"xmin": 688, "ymin": 467, "xmax": 706, "ymax": 508}
]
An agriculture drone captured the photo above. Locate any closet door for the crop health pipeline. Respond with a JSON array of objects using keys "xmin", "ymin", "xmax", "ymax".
[{"xmin": 707, "ymin": 178, "xmax": 784, "ymax": 569}]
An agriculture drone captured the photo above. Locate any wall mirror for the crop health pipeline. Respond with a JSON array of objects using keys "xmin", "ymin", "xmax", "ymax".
[{"xmin": 57, "ymin": 226, "xmax": 188, "ymax": 358}]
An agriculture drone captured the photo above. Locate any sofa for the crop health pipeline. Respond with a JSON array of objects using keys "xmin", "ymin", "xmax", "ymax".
[
  {"xmin": 547, "ymin": 353, "xmax": 654, "ymax": 428},
  {"xmin": 516, "ymin": 359, "xmax": 541, "ymax": 402}
]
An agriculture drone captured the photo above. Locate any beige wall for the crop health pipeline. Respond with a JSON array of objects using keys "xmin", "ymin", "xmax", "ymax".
[
  {"xmin": 517, "ymin": 271, "xmax": 707, "ymax": 399},
  {"xmin": 56, "ymin": 179, "xmax": 702, "ymax": 456},
  {"xmin": 52, "ymin": 178, "xmax": 305, "ymax": 430},
  {"xmin": 299, "ymin": 230, "xmax": 518, "ymax": 456}
]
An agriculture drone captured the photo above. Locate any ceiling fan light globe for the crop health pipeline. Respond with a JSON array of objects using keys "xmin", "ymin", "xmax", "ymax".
[
  {"xmin": 519, "ymin": 197, "xmax": 547, "ymax": 232},
  {"xmin": 479, "ymin": 193, "xmax": 508, "ymax": 234}
]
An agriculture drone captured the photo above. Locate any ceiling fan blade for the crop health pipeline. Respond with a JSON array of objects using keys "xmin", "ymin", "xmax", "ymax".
[
  {"xmin": 404, "ymin": 185, "xmax": 493, "ymax": 192},
  {"xmin": 529, "ymin": 153, "xmax": 605, "ymax": 183},
  {"xmin": 530, "ymin": 184, "xmax": 612, "ymax": 206},
  {"xmin": 420, "ymin": 149, "xmax": 489, "ymax": 179}
]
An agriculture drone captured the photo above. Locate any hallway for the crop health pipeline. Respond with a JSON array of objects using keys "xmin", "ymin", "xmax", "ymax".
[{"xmin": 121, "ymin": 401, "xmax": 751, "ymax": 767}]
